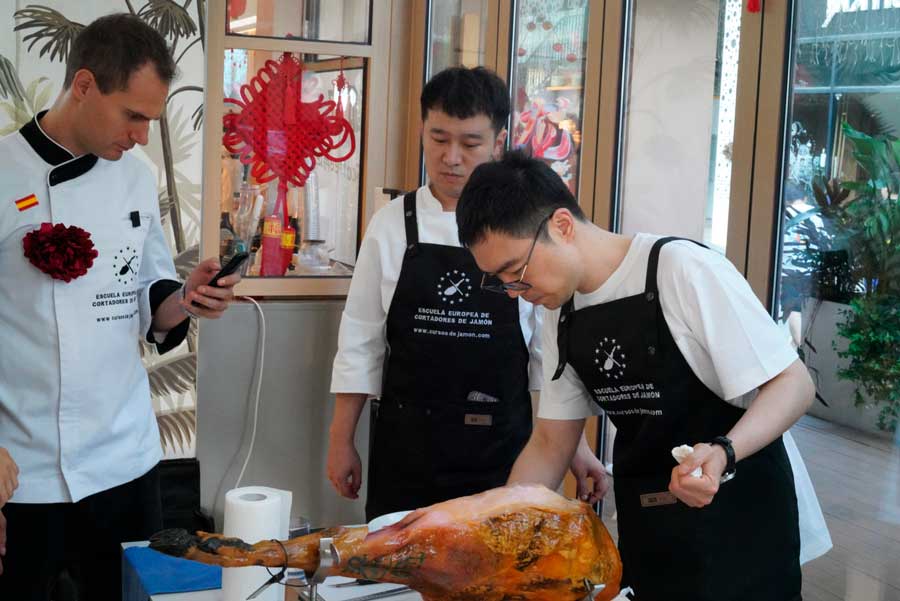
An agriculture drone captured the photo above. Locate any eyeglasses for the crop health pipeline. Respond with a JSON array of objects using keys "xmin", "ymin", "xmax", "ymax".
[{"xmin": 480, "ymin": 213, "xmax": 553, "ymax": 294}]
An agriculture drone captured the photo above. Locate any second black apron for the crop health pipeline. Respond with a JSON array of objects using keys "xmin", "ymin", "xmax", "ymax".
[
  {"xmin": 554, "ymin": 237, "xmax": 801, "ymax": 601},
  {"xmin": 366, "ymin": 192, "xmax": 532, "ymax": 521}
]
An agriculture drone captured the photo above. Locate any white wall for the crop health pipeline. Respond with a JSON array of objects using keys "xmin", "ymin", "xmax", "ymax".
[
  {"xmin": 197, "ymin": 301, "xmax": 370, "ymax": 528},
  {"xmin": 619, "ymin": 0, "xmax": 721, "ymax": 240}
]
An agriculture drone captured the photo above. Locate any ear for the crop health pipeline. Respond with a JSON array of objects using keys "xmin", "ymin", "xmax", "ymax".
[
  {"xmin": 492, "ymin": 128, "xmax": 508, "ymax": 159},
  {"xmin": 548, "ymin": 208, "xmax": 577, "ymax": 243},
  {"xmin": 69, "ymin": 69, "xmax": 96, "ymax": 101}
]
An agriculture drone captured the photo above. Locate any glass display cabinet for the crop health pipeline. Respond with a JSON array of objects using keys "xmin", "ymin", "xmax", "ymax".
[{"xmin": 203, "ymin": 0, "xmax": 388, "ymax": 296}]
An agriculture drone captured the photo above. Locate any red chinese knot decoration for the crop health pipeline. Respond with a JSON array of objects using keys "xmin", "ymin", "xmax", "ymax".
[
  {"xmin": 22, "ymin": 223, "xmax": 98, "ymax": 282},
  {"xmin": 223, "ymin": 52, "xmax": 356, "ymax": 227},
  {"xmin": 747, "ymin": 0, "xmax": 761, "ymax": 12}
]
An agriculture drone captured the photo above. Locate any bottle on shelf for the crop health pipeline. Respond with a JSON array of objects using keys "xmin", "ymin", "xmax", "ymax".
[
  {"xmin": 219, "ymin": 210, "xmax": 236, "ymax": 261},
  {"xmin": 219, "ymin": 159, "xmax": 237, "ymax": 261}
]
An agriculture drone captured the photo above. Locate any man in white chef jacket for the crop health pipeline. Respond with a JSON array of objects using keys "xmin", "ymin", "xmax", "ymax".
[
  {"xmin": 0, "ymin": 14, "xmax": 239, "ymax": 599},
  {"xmin": 0, "ymin": 447, "xmax": 16, "ymax": 559},
  {"xmin": 327, "ymin": 67, "xmax": 605, "ymax": 521}
]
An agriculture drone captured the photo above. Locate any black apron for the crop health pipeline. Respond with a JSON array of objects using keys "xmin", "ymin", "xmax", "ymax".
[
  {"xmin": 553, "ymin": 237, "xmax": 801, "ymax": 601},
  {"xmin": 365, "ymin": 192, "xmax": 532, "ymax": 521}
]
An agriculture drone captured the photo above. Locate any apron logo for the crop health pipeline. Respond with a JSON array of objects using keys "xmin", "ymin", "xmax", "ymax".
[
  {"xmin": 436, "ymin": 269, "xmax": 472, "ymax": 305},
  {"xmin": 595, "ymin": 337, "xmax": 627, "ymax": 380},
  {"xmin": 112, "ymin": 245, "xmax": 140, "ymax": 285},
  {"xmin": 14, "ymin": 193, "xmax": 39, "ymax": 212}
]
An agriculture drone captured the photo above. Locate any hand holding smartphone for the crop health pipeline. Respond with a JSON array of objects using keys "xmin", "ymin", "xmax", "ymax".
[
  {"xmin": 191, "ymin": 252, "xmax": 248, "ymax": 308},
  {"xmin": 208, "ymin": 252, "xmax": 249, "ymax": 287}
]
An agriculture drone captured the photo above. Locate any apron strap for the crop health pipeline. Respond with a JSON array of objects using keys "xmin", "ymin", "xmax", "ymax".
[
  {"xmin": 644, "ymin": 237, "xmax": 709, "ymax": 366},
  {"xmin": 402, "ymin": 191, "xmax": 420, "ymax": 257},
  {"xmin": 552, "ymin": 297, "xmax": 575, "ymax": 380},
  {"xmin": 644, "ymin": 236, "xmax": 710, "ymax": 294}
]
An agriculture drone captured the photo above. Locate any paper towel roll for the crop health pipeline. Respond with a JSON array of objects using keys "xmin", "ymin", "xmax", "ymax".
[{"xmin": 221, "ymin": 486, "xmax": 293, "ymax": 601}]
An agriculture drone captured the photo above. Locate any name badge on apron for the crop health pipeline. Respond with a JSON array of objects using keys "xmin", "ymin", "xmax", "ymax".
[
  {"xmin": 464, "ymin": 414, "xmax": 493, "ymax": 426},
  {"xmin": 639, "ymin": 491, "xmax": 677, "ymax": 507}
]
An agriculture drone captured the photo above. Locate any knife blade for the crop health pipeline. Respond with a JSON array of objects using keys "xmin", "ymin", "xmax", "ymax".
[
  {"xmin": 346, "ymin": 585, "xmax": 411, "ymax": 601},
  {"xmin": 332, "ymin": 578, "xmax": 378, "ymax": 587}
]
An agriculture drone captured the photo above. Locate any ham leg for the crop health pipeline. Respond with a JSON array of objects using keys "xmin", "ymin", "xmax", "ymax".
[{"xmin": 150, "ymin": 484, "xmax": 622, "ymax": 601}]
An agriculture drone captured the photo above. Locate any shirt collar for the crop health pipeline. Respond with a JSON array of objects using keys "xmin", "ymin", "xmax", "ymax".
[
  {"xmin": 19, "ymin": 110, "xmax": 99, "ymax": 186},
  {"xmin": 421, "ymin": 184, "xmax": 455, "ymax": 214}
]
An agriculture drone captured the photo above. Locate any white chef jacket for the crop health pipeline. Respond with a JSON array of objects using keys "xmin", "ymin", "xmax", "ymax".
[
  {"xmin": 0, "ymin": 115, "xmax": 184, "ymax": 503},
  {"xmin": 538, "ymin": 234, "xmax": 832, "ymax": 564},
  {"xmin": 331, "ymin": 185, "xmax": 543, "ymax": 396}
]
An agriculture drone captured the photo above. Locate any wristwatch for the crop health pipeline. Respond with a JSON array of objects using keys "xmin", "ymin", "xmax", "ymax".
[{"xmin": 710, "ymin": 436, "xmax": 736, "ymax": 483}]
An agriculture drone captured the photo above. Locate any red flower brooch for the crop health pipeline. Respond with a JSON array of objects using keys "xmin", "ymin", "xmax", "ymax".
[{"xmin": 22, "ymin": 223, "xmax": 99, "ymax": 282}]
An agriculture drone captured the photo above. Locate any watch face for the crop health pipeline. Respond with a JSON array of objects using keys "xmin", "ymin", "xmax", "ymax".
[{"xmin": 437, "ymin": 269, "xmax": 472, "ymax": 305}]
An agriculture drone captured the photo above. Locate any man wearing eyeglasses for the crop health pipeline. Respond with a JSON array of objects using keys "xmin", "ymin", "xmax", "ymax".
[
  {"xmin": 327, "ymin": 67, "xmax": 605, "ymax": 521},
  {"xmin": 457, "ymin": 152, "xmax": 830, "ymax": 600}
]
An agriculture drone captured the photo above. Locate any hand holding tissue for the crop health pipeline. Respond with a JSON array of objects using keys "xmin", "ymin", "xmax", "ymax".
[{"xmin": 668, "ymin": 443, "xmax": 729, "ymax": 509}]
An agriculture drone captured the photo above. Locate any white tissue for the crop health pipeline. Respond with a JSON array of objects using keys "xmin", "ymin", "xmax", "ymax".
[
  {"xmin": 671, "ymin": 445, "xmax": 702, "ymax": 478},
  {"xmin": 221, "ymin": 486, "xmax": 293, "ymax": 601}
]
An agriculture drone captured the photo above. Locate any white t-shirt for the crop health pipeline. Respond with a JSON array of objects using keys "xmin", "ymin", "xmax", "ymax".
[
  {"xmin": 538, "ymin": 233, "xmax": 831, "ymax": 564},
  {"xmin": 331, "ymin": 185, "xmax": 543, "ymax": 396}
]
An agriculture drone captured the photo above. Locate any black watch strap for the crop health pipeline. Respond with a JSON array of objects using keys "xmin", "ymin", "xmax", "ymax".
[{"xmin": 710, "ymin": 435, "xmax": 736, "ymax": 483}]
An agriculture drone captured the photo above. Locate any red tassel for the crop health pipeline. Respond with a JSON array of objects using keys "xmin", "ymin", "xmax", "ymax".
[{"xmin": 748, "ymin": 0, "xmax": 761, "ymax": 12}]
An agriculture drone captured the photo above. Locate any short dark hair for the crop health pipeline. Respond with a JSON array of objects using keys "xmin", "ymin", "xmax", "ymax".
[
  {"xmin": 64, "ymin": 13, "xmax": 176, "ymax": 93},
  {"xmin": 420, "ymin": 67, "xmax": 509, "ymax": 133},
  {"xmin": 457, "ymin": 151, "xmax": 587, "ymax": 247}
]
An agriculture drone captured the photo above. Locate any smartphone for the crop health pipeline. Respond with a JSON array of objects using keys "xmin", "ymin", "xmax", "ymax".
[
  {"xmin": 208, "ymin": 252, "xmax": 249, "ymax": 287},
  {"xmin": 191, "ymin": 252, "xmax": 248, "ymax": 308}
]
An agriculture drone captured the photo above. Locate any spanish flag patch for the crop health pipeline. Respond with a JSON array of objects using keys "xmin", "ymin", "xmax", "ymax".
[{"xmin": 14, "ymin": 194, "xmax": 38, "ymax": 212}]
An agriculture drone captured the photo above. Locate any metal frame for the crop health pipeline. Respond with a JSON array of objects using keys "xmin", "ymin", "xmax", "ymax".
[
  {"xmin": 724, "ymin": 0, "xmax": 767, "ymax": 281},
  {"xmin": 592, "ymin": 0, "xmax": 624, "ymax": 230},
  {"xmin": 402, "ymin": 0, "xmax": 429, "ymax": 190},
  {"xmin": 202, "ymin": 0, "xmax": 392, "ymax": 298},
  {"xmin": 741, "ymin": 0, "xmax": 793, "ymax": 307}
]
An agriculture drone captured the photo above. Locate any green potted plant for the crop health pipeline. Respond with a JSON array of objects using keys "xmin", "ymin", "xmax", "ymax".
[
  {"xmin": 791, "ymin": 122, "xmax": 900, "ymax": 435},
  {"xmin": 832, "ymin": 122, "xmax": 900, "ymax": 433}
]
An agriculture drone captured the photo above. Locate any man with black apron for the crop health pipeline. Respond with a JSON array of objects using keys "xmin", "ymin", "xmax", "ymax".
[
  {"xmin": 457, "ymin": 152, "xmax": 827, "ymax": 601},
  {"xmin": 328, "ymin": 68, "xmax": 604, "ymax": 521}
]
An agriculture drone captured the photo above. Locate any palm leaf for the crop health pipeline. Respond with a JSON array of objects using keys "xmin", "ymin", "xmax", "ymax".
[
  {"xmin": 31, "ymin": 78, "xmax": 53, "ymax": 113},
  {"xmin": 158, "ymin": 188, "xmax": 176, "ymax": 222},
  {"xmin": 138, "ymin": 0, "xmax": 197, "ymax": 41},
  {"xmin": 14, "ymin": 6, "xmax": 84, "ymax": 63},
  {"xmin": 24, "ymin": 76, "xmax": 47, "ymax": 106},
  {"xmin": 147, "ymin": 351, "xmax": 197, "ymax": 398},
  {"xmin": 157, "ymin": 408, "xmax": 196, "ymax": 453},
  {"xmin": 191, "ymin": 103, "xmax": 203, "ymax": 132},
  {"xmin": 0, "ymin": 54, "xmax": 27, "ymax": 104},
  {"xmin": 174, "ymin": 244, "xmax": 200, "ymax": 280},
  {"xmin": 139, "ymin": 338, "xmax": 157, "ymax": 359},
  {"xmin": 187, "ymin": 316, "xmax": 198, "ymax": 349},
  {"xmin": 0, "ymin": 100, "xmax": 33, "ymax": 128}
]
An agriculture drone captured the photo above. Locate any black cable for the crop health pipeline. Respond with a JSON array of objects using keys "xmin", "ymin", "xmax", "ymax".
[{"xmin": 264, "ymin": 539, "xmax": 309, "ymax": 589}]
